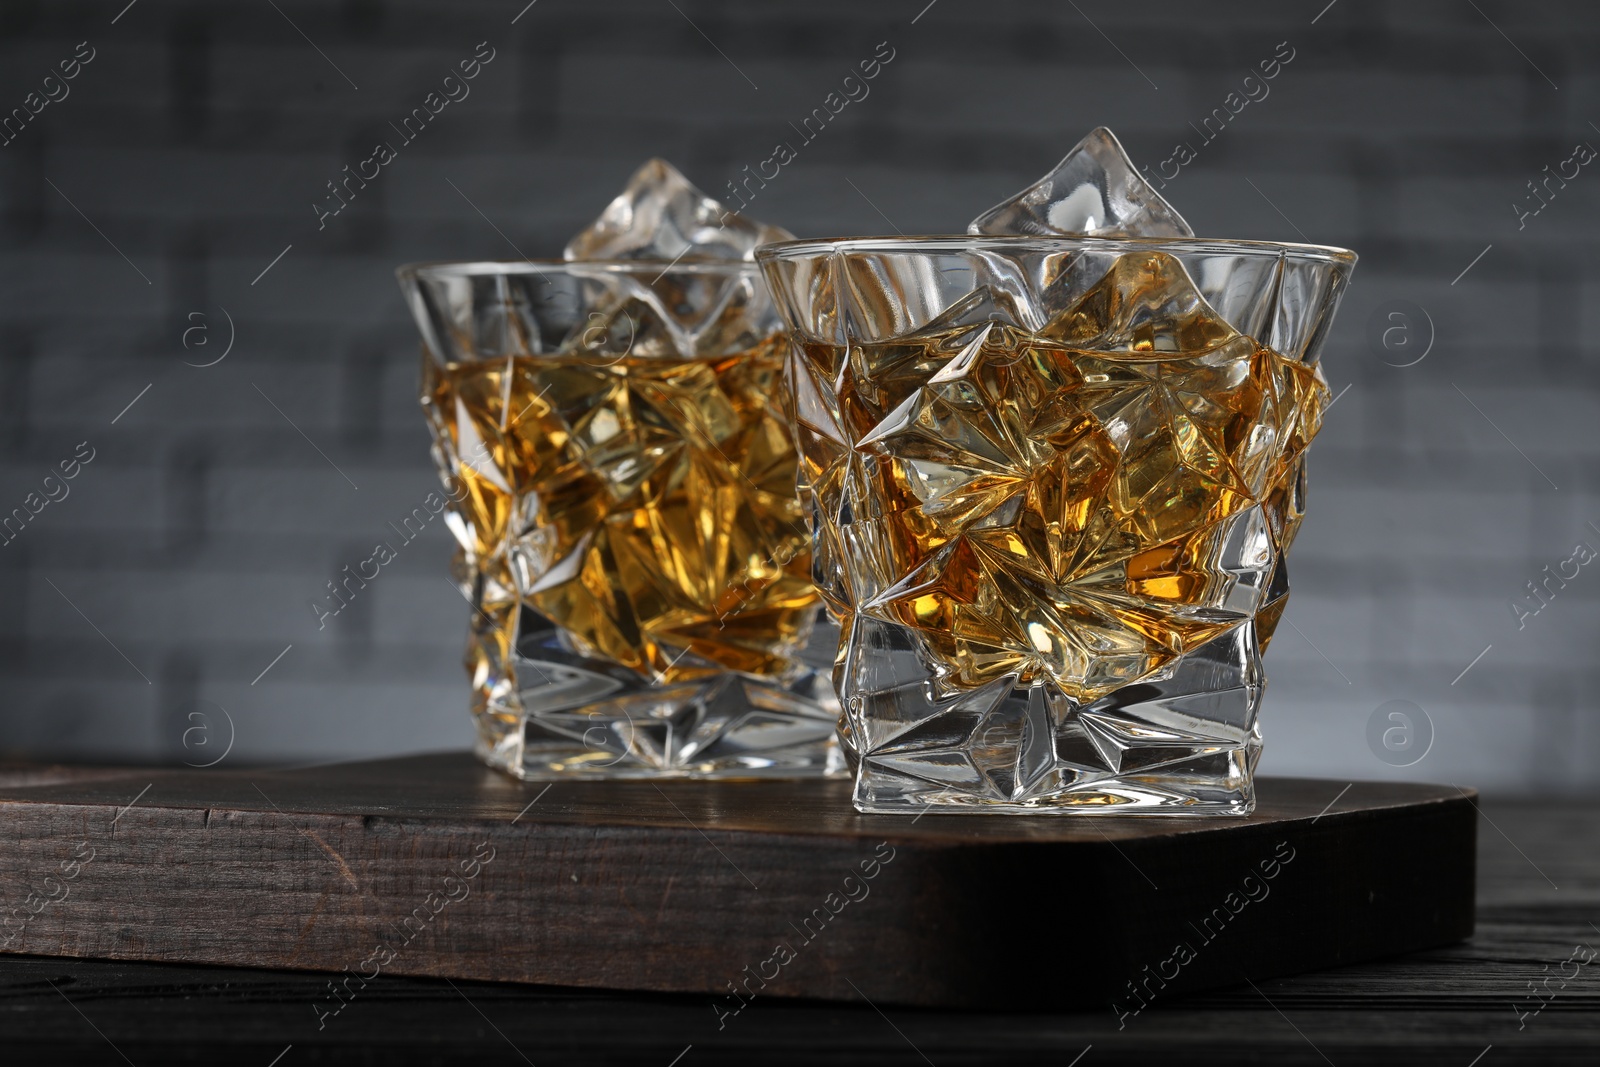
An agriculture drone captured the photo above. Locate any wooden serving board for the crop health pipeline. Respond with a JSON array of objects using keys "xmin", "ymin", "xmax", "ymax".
[{"xmin": 0, "ymin": 754, "xmax": 1475, "ymax": 1011}]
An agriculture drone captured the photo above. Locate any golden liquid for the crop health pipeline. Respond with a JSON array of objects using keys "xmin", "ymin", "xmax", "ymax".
[
  {"xmin": 427, "ymin": 335, "xmax": 818, "ymax": 682},
  {"xmin": 796, "ymin": 250, "xmax": 1328, "ymax": 702}
]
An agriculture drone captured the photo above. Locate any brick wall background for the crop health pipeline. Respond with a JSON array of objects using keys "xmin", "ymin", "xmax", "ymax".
[{"xmin": 1, "ymin": 0, "xmax": 1596, "ymax": 793}]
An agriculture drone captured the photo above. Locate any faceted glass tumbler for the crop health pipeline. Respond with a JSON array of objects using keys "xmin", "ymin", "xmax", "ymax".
[
  {"xmin": 398, "ymin": 260, "xmax": 842, "ymax": 780},
  {"xmin": 757, "ymin": 236, "xmax": 1356, "ymax": 813}
]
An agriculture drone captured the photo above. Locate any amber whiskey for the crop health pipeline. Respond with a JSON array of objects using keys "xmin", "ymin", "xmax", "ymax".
[{"xmin": 425, "ymin": 335, "xmax": 820, "ymax": 684}]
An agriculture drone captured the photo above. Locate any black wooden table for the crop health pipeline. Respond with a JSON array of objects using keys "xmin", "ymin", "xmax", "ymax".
[{"xmin": 0, "ymin": 770, "xmax": 1594, "ymax": 1065}]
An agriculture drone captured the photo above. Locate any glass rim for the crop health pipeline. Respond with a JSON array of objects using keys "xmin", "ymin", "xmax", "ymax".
[
  {"xmin": 397, "ymin": 258, "xmax": 763, "ymax": 282},
  {"xmin": 753, "ymin": 234, "xmax": 1357, "ymax": 267}
]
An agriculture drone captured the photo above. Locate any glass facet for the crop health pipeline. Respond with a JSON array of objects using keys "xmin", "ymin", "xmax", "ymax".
[
  {"xmin": 758, "ymin": 236, "xmax": 1356, "ymax": 813},
  {"xmin": 399, "ymin": 260, "xmax": 841, "ymax": 779}
]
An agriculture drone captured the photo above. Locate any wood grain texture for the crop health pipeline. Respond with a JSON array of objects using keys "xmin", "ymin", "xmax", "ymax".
[{"xmin": 0, "ymin": 752, "xmax": 1474, "ymax": 1022}]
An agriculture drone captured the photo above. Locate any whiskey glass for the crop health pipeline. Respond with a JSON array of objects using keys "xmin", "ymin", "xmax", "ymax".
[
  {"xmin": 398, "ymin": 260, "xmax": 841, "ymax": 779},
  {"xmin": 757, "ymin": 236, "xmax": 1355, "ymax": 813}
]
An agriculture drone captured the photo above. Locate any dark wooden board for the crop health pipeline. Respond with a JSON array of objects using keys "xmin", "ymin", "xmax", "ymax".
[
  {"xmin": 0, "ymin": 754, "xmax": 1475, "ymax": 1013},
  {"xmin": 2, "ymin": 797, "xmax": 1588, "ymax": 1066}
]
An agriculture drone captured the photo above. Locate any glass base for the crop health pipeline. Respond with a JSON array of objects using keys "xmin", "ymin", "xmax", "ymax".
[
  {"xmin": 841, "ymin": 617, "xmax": 1265, "ymax": 815},
  {"xmin": 851, "ymin": 746, "xmax": 1258, "ymax": 815},
  {"xmin": 475, "ymin": 659, "xmax": 845, "ymax": 782}
]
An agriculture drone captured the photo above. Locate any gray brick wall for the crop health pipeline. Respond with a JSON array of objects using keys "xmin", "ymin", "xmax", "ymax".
[{"xmin": 1, "ymin": 0, "xmax": 1596, "ymax": 793}]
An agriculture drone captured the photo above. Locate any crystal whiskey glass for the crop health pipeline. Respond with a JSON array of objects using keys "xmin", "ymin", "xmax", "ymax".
[
  {"xmin": 399, "ymin": 260, "xmax": 842, "ymax": 779},
  {"xmin": 757, "ymin": 236, "xmax": 1355, "ymax": 813}
]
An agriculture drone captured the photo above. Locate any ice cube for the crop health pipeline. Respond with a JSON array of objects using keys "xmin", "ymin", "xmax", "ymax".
[
  {"xmin": 967, "ymin": 127, "xmax": 1192, "ymax": 239},
  {"xmin": 564, "ymin": 158, "xmax": 794, "ymax": 261}
]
